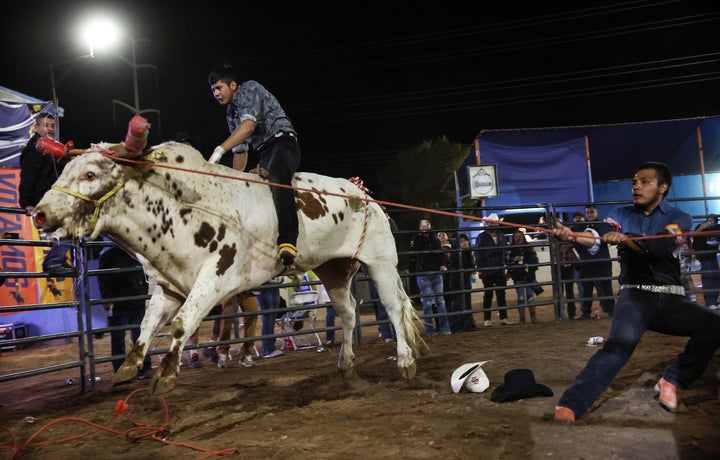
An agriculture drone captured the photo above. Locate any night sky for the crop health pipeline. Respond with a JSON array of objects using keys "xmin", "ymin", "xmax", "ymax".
[{"xmin": 2, "ymin": 1, "xmax": 719, "ymax": 184}]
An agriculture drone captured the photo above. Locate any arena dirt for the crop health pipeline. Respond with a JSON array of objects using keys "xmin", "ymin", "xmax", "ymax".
[{"xmin": 1, "ymin": 305, "xmax": 719, "ymax": 459}]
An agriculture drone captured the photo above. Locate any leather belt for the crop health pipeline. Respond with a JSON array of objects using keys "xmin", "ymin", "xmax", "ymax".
[
  {"xmin": 619, "ymin": 284, "xmax": 685, "ymax": 296},
  {"xmin": 257, "ymin": 131, "xmax": 298, "ymax": 152}
]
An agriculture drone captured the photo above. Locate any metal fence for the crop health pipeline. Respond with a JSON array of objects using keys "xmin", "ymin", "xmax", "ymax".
[{"xmin": 1, "ymin": 195, "xmax": 716, "ymax": 391}]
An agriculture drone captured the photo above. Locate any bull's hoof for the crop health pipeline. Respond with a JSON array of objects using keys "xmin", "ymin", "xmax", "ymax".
[
  {"xmin": 112, "ymin": 365, "xmax": 139, "ymax": 386},
  {"xmin": 149, "ymin": 373, "xmax": 177, "ymax": 395},
  {"xmin": 337, "ymin": 366, "xmax": 356, "ymax": 378},
  {"xmin": 400, "ymin": 362, "xmax": 417, "ymax": 380}
]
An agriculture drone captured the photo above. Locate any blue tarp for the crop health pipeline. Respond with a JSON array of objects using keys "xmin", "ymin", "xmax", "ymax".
[{"xmin": 0, "ymin": 85, "xmax": 60, "ymax": 168}]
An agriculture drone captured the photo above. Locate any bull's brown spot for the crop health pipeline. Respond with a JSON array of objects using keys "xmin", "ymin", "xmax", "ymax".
[
  {"xmin": 332, "ymin": 214, "xmax": 338, "ymax": 224},
  {"xmin": 338, "ymin": 211, "xmax": 344, "ymax": 221},
  {"xmin": 217, "ymin": 243, "xmax": 237, "ymax": 275},
  {"xmin": 180, "ymin": 208, "xmax": 191, "ymax": 224},
  {"xmin": 165, "ymin": 173, "xmax": 171, "ymax": 181},
  {"xmin": 217, "ymin": 224, "xmax": 226, "ymax": 242},
  {"xmin": 209, "ymin": 240, "xmax": 218, "ymax": 252},
  {"xmin": 175, "ymin": 155, "xmax": 185, "ymax": 163},
  {"xmin": 296, "ymin": 188, "xmax": 329, "ymax": 220},
  {"xmin": 194, "ymin": 222, "xmax": 216, "ymax": 248},
  {"xmin": 161, "ymin": 217, "xmax": 173, "ymax": 236}
]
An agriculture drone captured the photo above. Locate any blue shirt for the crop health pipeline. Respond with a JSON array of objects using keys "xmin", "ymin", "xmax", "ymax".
[
  {"xmin": 226, "ymin": 80, "xmax": 296, "ymax": 152},
  {"xmin": 608, "ymin": 200, "xmax": 692, "ymax": 285}
]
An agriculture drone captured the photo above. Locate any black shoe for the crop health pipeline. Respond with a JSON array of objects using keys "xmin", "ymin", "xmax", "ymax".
[
  {"xmin": 44, "ymin": 264, "xmax": 78, "ymax": 276},
  {"xmin": 137, "ymin": 367, "xmax": 154, "ymax": 380},
  {"xmin": 577, "ymin": 314, "xmax": 591, "ymax": 321}
]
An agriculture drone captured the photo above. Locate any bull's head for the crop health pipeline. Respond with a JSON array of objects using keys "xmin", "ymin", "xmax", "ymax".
[{"xmin": 34, "ymin": 143, "xmax": 141, "ymax": 241}]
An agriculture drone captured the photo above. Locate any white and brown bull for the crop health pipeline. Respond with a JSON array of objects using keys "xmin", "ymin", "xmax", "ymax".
[{"xmin": 33, "ymin": 141, "xmax": 423, "ymax": 394}]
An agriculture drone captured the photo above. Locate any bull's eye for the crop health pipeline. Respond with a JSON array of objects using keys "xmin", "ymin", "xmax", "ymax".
[{"xmin": 85, "ymin": 171, "xmax": 95, "ymax": 180}]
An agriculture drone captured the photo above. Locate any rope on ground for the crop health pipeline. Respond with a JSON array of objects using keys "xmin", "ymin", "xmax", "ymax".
[{"xmin": 0, "ymin": 387, "xmax": 237, "ymax": 459}]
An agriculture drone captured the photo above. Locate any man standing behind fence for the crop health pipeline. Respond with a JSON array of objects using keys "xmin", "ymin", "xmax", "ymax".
[
  {"xmin": 692, "ymin": 214, "xmax": 720, "ymax": 309},
  {"xmin": 98, "ymin": 245, "xmax": 153, "ymax": 380},
  {"xmin": 409, "ymin": 219, "xmax": 452, "ymax": 336},
  {"xmin": 571, "ymin": 204, "xmax": 616, "ymax": 319},
  {"xmin": 474, "ymin": 214, "xmax": 513, "ymax": 326}
]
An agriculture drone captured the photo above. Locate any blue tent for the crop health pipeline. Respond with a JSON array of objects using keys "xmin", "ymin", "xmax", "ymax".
[{"xmin": 0, "ymin": 85, "xmax": 63, "ymax": 168}]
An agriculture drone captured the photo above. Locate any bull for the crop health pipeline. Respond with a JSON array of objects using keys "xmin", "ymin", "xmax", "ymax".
[{"xmin": 33, "ymin": 141, "xmax": 423, "ymax": 394}]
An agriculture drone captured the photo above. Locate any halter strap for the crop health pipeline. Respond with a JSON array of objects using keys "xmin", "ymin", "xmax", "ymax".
[{"xmin": 51, "ymin": 181, "xmax": 126, "ymax": 235}]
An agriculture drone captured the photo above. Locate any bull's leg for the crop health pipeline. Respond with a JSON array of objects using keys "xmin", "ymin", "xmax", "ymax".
[
  {"xmin": 314, "ymin": 259, "xmax": 360, "ymax": 375},
  {"xmin": 113, "ymin": 284, "xmax": 181, "ymax": 386},
  {"xmin": 366, "ymin": 263, "xmax": 424, "ymax": 380},
  {"xmin": 149, "ymin": 281, "xmax": 231, "ymax": 395}
]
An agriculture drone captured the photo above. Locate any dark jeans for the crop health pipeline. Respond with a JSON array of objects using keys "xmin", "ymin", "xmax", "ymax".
[
  {"xmin": 257, "ymin": 286, "xmax": 281, "ymax": 356},
  {"xmin": 558, "ymin": 288, "xmax": 720, "ymax": 419},
  {"xmin": 580, "ymin": 266, "xmax": 615, "ymax": 316},
  {"xmin": 108, "ymin": 307, "xmax": 151, "ymax": 373},
  {"xmin": 481, "ymin": 271, "xmax": 507, "ymax": 321},
  {"xmin": 258, "ymin": 136, "xmax": 301, "ymax": 248},
  {"xmin": 42, "ymin": 239, "xmax": 74, "ymax": 269}
]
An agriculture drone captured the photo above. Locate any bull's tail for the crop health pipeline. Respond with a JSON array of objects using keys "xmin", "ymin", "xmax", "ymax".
[{"xmin": 398, "ymin": 278, "xmax": 427, "ymax": 359}]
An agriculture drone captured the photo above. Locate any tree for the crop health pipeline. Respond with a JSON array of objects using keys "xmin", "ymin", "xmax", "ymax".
[{"xmin": 374, "ymin": 136, "xmax": 469, "ymax": 230}]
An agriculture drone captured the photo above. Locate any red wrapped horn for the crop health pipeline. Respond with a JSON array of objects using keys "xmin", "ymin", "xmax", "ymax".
[
  {"xmin": 36, "ymin": 137, "xmax": 68, "ymax": 159},
  {"xmin": 125, "ymin": 115, "xmax": 151, "ymax": 151}
]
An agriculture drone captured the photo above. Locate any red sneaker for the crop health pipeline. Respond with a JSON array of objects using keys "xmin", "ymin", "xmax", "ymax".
[
  {"xmin": 554, "ymin": 405, "xmax": 575, "ymax": 423},
  {"xmin": 654, "ymin": 377, "xmax": 678, "ymax": 412}
]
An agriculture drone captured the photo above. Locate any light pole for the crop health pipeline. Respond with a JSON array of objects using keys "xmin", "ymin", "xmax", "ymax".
[
  {"xmin": 48, "ymin": 54, "xmax": 92, "ymax": 137},
  {"xmin": 109, "ymin": 37, "xmax": 161, "ymax": 127},
  {"xmin": 49, "ymin": 16, "xmax": 161, "ymax": 139}
]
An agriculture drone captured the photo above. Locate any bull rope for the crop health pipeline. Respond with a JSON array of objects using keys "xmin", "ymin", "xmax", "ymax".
[{"xmin": 348, "ymin": 177, "xmax": 371, "ymax": 258}]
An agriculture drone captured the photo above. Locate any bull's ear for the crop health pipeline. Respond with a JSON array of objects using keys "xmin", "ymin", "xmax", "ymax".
[
  {"xmin": 104, "ymin": 143, "xmax": 132, "ymax": 158},
  {"xmin": 106, "ymin": 142, "xmax": 147, "ymax": 160}
]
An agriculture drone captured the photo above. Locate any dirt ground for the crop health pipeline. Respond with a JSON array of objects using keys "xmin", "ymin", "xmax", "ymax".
[{"xmin": 1, "ymin": 304, "xmax": 720, "ymax": 460}]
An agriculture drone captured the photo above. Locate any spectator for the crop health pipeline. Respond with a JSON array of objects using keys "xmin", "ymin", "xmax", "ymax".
[
  {"xmin": 571, "ymin": 204, "xmax": 616, "ymax": 319},
  {"xmin": 692, "ymin": 214, "xmax": 720, "ymax": 308},
  {"xmin": 257, "ymin": 277, "xmax": 285, "ymax": 358},
  {"xmin": 18, "ymin": 112, "xmax": 74, "ymax": 276},
  {"xmin": 203, "ymin": 292, "xmax": 259, "ymax": 368},
  {"xmin": 444, "ymin": 233, "xmax": 478, "ymax": 333},
  {"xmin": 437, "ymin": 231, "xmax": 455, "ymax": 316},
  {"xmin": 679, "ymin": 241, "xmax": 700, "ymax": 303},
  {"xmin": 508, "ymin": 229, "xmax": 540, "ymax": 324},
  {"xmin": 474, "ymin": 214, "xmax": 513, "ymax": 326},
  {"xmin": 553, "ymin": 161, "xmax": 720, "ymax": 422},
  {"xmin": 98, "ymin": 245, "xmax": 153, "ymax": 380},
  {"xmin": 557, "ymin": 240, "xmax": 579, "ymax": 319},
  {"xmin": 409, "ymin": 219, "xmax": 452, "ymax": 336},
  {"xmin": 571, "ymin": 211, "xmax": 585, "ymax": 305}
]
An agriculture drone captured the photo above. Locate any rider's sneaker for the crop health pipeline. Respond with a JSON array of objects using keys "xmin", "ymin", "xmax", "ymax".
[{"xmin": 239, "ymin": 354, "xmax": 256, "ymax": 367}]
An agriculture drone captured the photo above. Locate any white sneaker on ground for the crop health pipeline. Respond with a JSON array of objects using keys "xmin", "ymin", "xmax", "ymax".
[
  {"xmin": 500, "ymin": 319, "xmax": 516, "ymax": 325},
  {"xmin": 484, "ymin": 320, "xmax": 492, "ymax": 327},
  {"xmin": 239, "ymin": 354, "xmax": 256, "ymax": 367},
  {"xmin": 217, "ymin": 353, "xmax": 231, "ymax": 368},
  {"xmin": 708, "ymin": 305, "xmax": 718, "ymax": 310},
  {"xmin": 264, "ymin": 349, "xmax": 284, "ymax": 359}
]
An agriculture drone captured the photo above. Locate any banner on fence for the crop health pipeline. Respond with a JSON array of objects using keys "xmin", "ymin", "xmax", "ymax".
[{"xmin": 0, "ymin": 167, "xmax": 74, "ymax": 313}]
